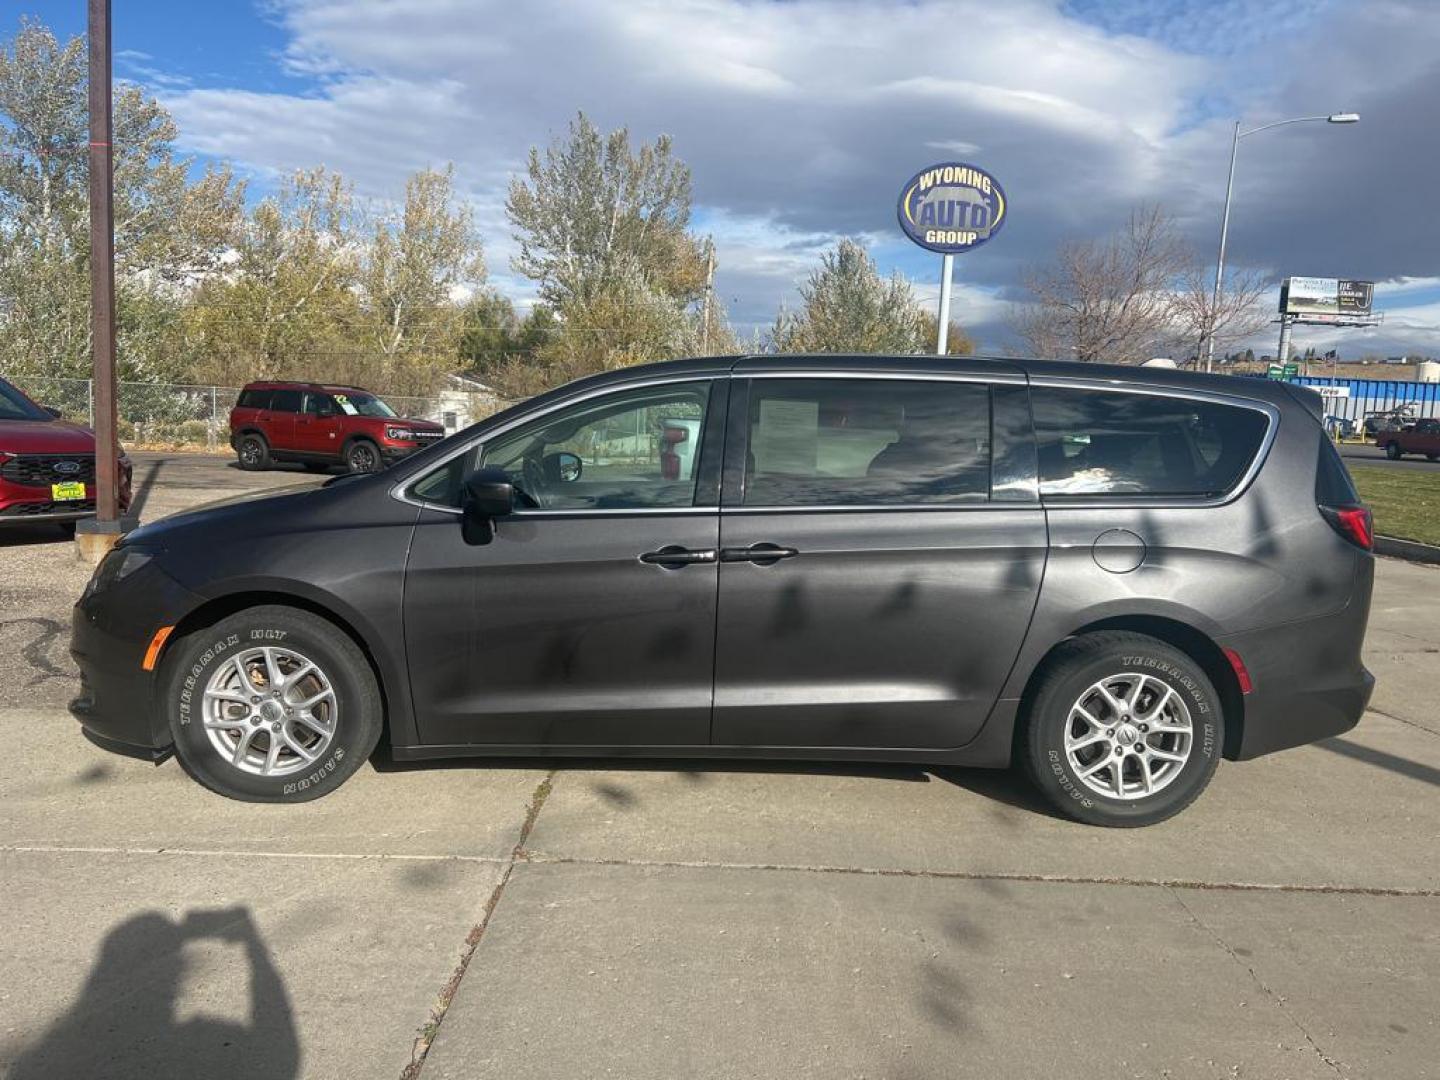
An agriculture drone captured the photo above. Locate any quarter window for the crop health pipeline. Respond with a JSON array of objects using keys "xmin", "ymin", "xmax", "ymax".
[
  {"xmin": 1031, "ymin": 387, "xmax": 1269, "ymax": 499},
  {"xmin": 237, "ymin": 388, "xmax": 272, "ymax": 410},
  {"xmin": 740, "ymin": 379, "xmax": 991, "ymax": 507}
]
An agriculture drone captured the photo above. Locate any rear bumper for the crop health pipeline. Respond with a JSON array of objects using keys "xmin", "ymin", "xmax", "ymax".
[
  {"xmin": 70, "ymin": 561, "xmax": 201, "ymax": 754},
  {"xmin": 1219, "ymin": 560, "xmax": 1376, "ymax": 759}
]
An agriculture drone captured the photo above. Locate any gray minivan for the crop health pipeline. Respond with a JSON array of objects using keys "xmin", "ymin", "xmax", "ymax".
[{"xmin": 72, "ymin": 355, "xmax": 1374, "ymax": 826}]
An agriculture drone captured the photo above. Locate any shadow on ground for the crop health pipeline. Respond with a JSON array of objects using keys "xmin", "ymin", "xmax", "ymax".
[
  {"xmin": 370, "ymin": 750, "xmax": 1066, "ymax": 821},
  {"xmin": 7, "ymin": 906, "xmax": 299, "ymax": 1080}
]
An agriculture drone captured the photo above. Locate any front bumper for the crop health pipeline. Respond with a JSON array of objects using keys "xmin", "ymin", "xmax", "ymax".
[
  {"xmin": 0, "ymin": 460, "xmax": 133, "ymax": 523},
  {"xmin": 70, "ymin": 559, "xmax": 202, "ymax": 754}
]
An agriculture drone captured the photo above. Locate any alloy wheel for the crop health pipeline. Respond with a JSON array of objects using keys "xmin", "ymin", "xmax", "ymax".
[
  {"xmin": 202, "ymin": 646, "xmax": 338, "ymax": 777},
  {"xmin": 1063, "ymin": 672, "xmax": 1193, "ymax": 800}
]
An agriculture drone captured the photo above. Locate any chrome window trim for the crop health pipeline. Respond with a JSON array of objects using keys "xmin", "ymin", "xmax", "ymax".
[
  {"xmin": 393, "ymin": 368, "xmax": 1281, "ymax": 518},
  {"xmin": 1026, "ymin": 377, "xmax": 1280, "ymax": 511},
  {"xmin": 390, "ymin": 374, "xmax": 721, "ymax": 516}
]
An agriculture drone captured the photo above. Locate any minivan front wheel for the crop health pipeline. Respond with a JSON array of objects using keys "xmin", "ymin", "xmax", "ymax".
[
  {"xmin": 163, "ymin": 605, "xmax": 382, "ymax": 802},
  {"xmin": 1019, "ymin": 632, "xmax": 1223, "ymax": 827}
]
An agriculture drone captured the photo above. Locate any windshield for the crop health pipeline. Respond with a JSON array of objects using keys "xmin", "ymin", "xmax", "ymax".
[
  {"xmin": 0, "ymin": 378, "xmax": 49, "ymax": 421},
  {"xmin": 331, "ymin": 392, "xmax": 397, "ymax": 418}
]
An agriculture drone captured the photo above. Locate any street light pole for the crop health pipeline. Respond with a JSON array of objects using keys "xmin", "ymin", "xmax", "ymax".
[{"xmin": 1203, "ymin": 112, "xmax": 1359, "ymax": 374}]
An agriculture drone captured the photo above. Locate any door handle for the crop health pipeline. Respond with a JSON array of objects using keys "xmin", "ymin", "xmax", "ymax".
[
  {"xmin": 639, "ymin": 545, "xmax": 718, "ymax": 568},
  {"xmin": 719, "ymin": 543, "xmax": 800, "ymax": 564}
]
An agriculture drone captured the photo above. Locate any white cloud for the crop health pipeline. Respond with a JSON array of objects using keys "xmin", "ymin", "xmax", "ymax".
[{"xmin": 151, "ymin": 0, "xmax": 1440, "ymax": 350}]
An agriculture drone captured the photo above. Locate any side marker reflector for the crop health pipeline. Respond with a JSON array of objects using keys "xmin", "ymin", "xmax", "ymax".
[
  {"xmin": 142, "ymin": 626, "xmax": 175, "ymax": 672},
  {"xmin": 1222, "ymin": 646, "xmax": 1253, "ymax": 695}
]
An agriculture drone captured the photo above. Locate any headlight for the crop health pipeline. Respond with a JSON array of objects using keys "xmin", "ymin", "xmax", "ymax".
[
  {"xmin": 385, "ymin": 426, "xmax": 415, "ymax": 441},
  {"xmin": 82, "ymin": 547, "xmax": 155, "ymax": 601}
]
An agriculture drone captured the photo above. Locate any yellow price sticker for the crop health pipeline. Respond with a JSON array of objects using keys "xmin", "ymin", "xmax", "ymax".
[{"xmin": 51, "ymin": 480, "xmax": 87, "ymax": 501}]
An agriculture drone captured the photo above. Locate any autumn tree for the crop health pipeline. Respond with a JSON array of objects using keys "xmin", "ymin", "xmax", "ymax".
[
  {"xmin": 770, "ymin": 239, "xmax": 939, "ymax": 355},
  {"xmin": 361, "ymin": 165, "xmax": 483, "ymax": 390},
  {"xmin": 185, "ymin": 167, "xmax": 363, "ymax": 388},
  {"xmin": 0, "ymin": 19, "xmax": 242, "ymax": 380},
  {"xmin": 501, "ymin": 112, "xmax": 719, "ymax": 392}
]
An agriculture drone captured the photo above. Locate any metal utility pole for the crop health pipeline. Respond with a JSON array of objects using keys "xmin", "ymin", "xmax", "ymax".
[
  {"xmin": 81, "ymin": 0, "xmax": 122, "ymax": 557},
  {"xmin": 699, "ymin": 239, "xmax": 715, "ymax": 355},
  {"xmin": 936, "ymin": 253, "xmax": 954, "ymax": 354}
]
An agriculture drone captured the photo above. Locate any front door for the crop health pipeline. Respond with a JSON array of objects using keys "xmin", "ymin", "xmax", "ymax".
[
  {"xmin": 403, "ymin": 378, "xmax": 726, "ymax": 747},
  {"xmin": 712, "ymin": 374, "xmax": 1046, "ymax": 750},
  {"xmin": 296, "ymin": 392, "xmax": 343, "ymax": 456}
]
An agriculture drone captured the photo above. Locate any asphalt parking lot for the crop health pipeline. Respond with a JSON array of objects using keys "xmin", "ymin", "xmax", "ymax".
[
  {"xmin": 2, "ymin": 452, "xmax": 1438, "ymax": 1079},
  {"xmin": 1342, "ymin": 442, "xmax": 1440, "ymax": 471}
]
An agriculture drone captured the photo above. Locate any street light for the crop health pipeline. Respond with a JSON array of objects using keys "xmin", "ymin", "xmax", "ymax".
[{"xmin": 1204, "ymin": 112, "xmax": 1359, "ymax": 372}]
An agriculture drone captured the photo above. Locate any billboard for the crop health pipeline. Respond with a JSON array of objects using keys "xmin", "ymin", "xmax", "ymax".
[
  {"xmin": 897, "ymin": 162, "xmax": 1008, "ymax": 254},
  {"xmin": 1280, "ymin": 277, "xmax": 1374, "ymax": 317}
]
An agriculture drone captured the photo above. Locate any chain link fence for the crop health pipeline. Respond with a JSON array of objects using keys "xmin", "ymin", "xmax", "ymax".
[{"xmin": 6, "ymin": 376, "xmax": 509, "ymax": 452}]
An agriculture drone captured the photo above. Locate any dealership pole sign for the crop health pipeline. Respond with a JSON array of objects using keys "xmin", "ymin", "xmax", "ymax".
[{"xmin": 897, "ymin": 162, "xmax": 1008, "ymax": 353}]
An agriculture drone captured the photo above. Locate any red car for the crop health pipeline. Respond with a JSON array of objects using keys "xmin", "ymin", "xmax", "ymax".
[
  {"xmin": 228, "ymin": 381, "xmax": 445, "ymax": 473},
  {"xmin": 0, "ymin": 375, "xmax": 132, "ymax": 536},
  {"xmin": 1376, "ymin": 417, "xmax": 1440, "ymax": 461}
]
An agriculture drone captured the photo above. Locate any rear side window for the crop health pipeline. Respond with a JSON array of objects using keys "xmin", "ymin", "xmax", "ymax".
[
  {"xmin": 741, "ymin": 379, "xmax": 991, "ymax": 507},
  {"xmin": 1032, "ymin": 387, "xmax": 1268, "ymax": 499},
  {"xmin": 1315, "ymin": 433, "xmax": 1360, "ymax": 505},
  {"xmin": 269, "ymin": 389, "xmax": 302, "ymax": 413},
  {"xmin": 237, "ymin": 388, "xmax": 272, "ymax": 410}
]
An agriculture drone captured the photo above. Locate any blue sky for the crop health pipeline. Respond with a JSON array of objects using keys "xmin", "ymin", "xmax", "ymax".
[{"xmin": 9, "ymin": 0, "xmax": 1440, "ymax": 357}]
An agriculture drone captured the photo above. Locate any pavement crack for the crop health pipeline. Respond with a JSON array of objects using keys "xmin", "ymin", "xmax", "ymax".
[
  {"xmin": 1167, "ymin": 886, "xmax": 1347, "ymax": 1077},
  {"xmin": 518, "ymin": 852, "xmax": 1440, "ymax": 898},
  {"xmin": 1365, "ymin": 705, "xmax": 1439, "ymax": 737},
  {"xmin": 400, "ymin": 768, "xmax": 558, "ymax": 1080}
]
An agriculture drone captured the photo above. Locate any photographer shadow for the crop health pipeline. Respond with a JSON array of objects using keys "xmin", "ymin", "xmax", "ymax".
[{"xmin": 8, "ymin": 906, "xmax": 299, "ymax": 1080}]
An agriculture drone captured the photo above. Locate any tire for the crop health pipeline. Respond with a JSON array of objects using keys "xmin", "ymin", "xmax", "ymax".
[
  {"xmin": 236, "ymin": 433, "xmax": 271, "ymax": 471},
  {"xmin": 344, "ymin": 439, "xmax": 382, "ymax": 474},
  {"xmin": 161, "ymin": 605, "xmax": 383, "ymax": 802},
  {"xmin": 1018, "ymin": 631, "xmax": 1224, "ymax": 827},
  {"xmin": 1385, "ymin": 441, "xmax": 1402, "ymax": 460}
]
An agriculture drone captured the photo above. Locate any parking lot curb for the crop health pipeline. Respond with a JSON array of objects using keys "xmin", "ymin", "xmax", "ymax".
[{"xmin": 1376, "ymin": 535, "xmax": 1440, "ymax": 565}]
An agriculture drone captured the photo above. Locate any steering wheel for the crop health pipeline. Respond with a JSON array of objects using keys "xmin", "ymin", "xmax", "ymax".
[{"xmin": 521, "ymin": 455, "xmax": 547, "ymax": 509}]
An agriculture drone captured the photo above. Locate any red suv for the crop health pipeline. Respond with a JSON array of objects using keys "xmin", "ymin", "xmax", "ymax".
[
  {"xmin": 0, "ymin": 375, "xmax": 132, "ymax": 536},
  {"xmin": 229, "ymin": 382, "xmax": 445, "ymax": 473}
]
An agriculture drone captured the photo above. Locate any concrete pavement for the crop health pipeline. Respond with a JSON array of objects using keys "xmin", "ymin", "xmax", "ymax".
[{"xmin": 1, "ymin": 452, "xmax": 1437, "ymax": 1079}]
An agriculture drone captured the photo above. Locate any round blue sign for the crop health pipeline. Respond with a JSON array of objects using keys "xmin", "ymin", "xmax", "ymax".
[{"xmin": 897, "ymin": 162, "xmax": 1008, "ymax": 254}]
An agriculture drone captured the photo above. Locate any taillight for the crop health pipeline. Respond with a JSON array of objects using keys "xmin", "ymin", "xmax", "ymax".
[{"xmin": 1319, "ymin": 503, "xmax": 1373, "ymax": 551}]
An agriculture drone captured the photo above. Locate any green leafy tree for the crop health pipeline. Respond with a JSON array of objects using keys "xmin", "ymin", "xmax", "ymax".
[
  {"xmin": 0, "ymin": 19, "xmax": 242, "ymax": 380},
  {"xmin": 458, "ymin": 292, "xmax": 558, "ymax": 380},
  {"xmin": 770, "ymin": 239, "xmax": 933, "ymax": 354},
  {"xmin": 506, "ymin": 111, "xmax": 706, "ymax": 308}
]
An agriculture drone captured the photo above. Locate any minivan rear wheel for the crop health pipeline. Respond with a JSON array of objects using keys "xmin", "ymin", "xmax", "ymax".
[
  {"xmin": 1019, "ymin": 631, "xmax": 1223, "ymax": 827},
  {"xmin": 162, "ymin": 605, "xmax": 382, "ymax": 802}
]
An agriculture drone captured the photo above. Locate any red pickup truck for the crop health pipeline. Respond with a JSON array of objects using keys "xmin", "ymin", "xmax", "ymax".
[{"xmin": 1376, "ymin": 417, "xmax": 1440, "ymax": 460}]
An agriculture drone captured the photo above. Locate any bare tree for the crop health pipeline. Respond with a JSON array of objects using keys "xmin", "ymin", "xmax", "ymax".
[
  {"xmin": 1014, "ymin": 205, "xmax": 1189, "ymax": 363},
  {"xmin": 1167, "ymin": 263, "xmax": 1272, "ymax": 367}
]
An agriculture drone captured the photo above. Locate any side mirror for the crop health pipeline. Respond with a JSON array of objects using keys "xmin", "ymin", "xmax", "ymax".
[
  {"xmin": 543, "ymin": 451, "xmax": 582, "ymax": 484},
  {"xmin": 464, "ymin": 467, "xmax": 515, "ymax": 517},
  {"xmin": 461, "ymin": 467, "xmax": 514, "ymax": 545},
  {"xmin": 43, "ymin": 405, "xmax": 63, "ymax": 419}
]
